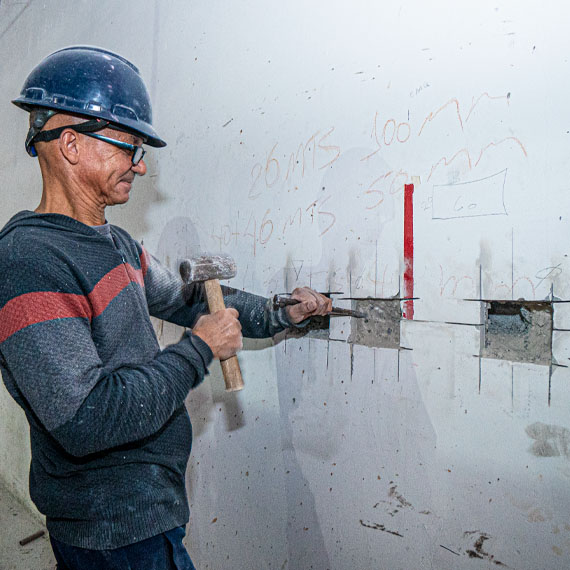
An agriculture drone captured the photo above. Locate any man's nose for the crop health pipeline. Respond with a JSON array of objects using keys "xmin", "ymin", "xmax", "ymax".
[{"xmin": 132, "ymin": 158, "xmax": 147, "ymax": 176}]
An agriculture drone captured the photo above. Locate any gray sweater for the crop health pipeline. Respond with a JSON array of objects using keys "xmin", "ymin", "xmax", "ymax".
[{"xmin": 0, "ymin": 211, "xmax": 291, "ymax": 549}]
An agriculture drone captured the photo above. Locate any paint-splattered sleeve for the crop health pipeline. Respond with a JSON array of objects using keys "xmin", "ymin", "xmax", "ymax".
[{"xmin": 139, "ymin": 246, "xmax": 294, "ymax": 337}]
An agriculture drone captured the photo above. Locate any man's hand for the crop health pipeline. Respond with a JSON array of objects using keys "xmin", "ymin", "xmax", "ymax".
[
  {"xmin": 285, "ymin": 286, "xmax": 333, "ymax": 324},
  {"xmin": 192, "ymin": 308, "xmax": 243, "ymax": 360}
]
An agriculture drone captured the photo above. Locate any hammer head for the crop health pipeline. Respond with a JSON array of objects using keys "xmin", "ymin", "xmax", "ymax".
[{"xmin": 179, "ymin": 254, "xmax": 237, "ymax": 284}]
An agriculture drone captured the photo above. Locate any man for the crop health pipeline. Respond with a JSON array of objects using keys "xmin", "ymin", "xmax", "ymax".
[{"xmin": 0, "ymin": 46, "xmax": 331, "ymax": 570}]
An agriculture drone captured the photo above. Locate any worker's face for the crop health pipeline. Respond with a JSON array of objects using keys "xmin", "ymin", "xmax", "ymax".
[{"xmin": 81, "ymin": 128, "xmax": 147, "ymax": 206}]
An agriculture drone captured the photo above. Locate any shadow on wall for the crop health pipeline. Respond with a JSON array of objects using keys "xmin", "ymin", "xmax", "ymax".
[
  {"xmin": 154, "ymin": 216, "xmax": 202, "ymax": 271},
  {"xmin": 153, "ymin": 217, "xmax": 219, "ymax": 441},
  {"xmin": 273, "ymin": 340, "xmax": 332, "ymax": 570},
  {"xmin": 153, "ymin": 217, "xmax": 274, "ymax": 440},
  {"xmin": 114, "ymin": 153, "xmax": 169, "ymax": 237}
]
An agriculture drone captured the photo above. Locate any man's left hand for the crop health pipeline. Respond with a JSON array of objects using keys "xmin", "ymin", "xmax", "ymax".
[{"xmin": 286, "ymin": 287, "xmax": 333, "ymax": 324}]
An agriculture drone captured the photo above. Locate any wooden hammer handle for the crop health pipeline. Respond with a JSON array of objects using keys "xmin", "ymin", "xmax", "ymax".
[{"xmin": 203, "ymin": 279, "xmax": 244, "ymax": 392}]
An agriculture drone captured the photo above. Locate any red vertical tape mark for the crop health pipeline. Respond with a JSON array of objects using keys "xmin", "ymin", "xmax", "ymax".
[{"xmin": 403, "ymin": 184, "xmax": 414, "ymax": 319}]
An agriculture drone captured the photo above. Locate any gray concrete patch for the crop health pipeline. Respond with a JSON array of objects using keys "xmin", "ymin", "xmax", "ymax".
[
  {"xmin": 349, "ymin": 299, "xmax": 401, "ymax": 349},
  {"xmin": 526, "ymin": 422, "xmax": 570, "ymax": 459}
]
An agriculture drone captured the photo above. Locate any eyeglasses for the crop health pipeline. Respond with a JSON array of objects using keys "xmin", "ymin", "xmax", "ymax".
[
  {"xmin": 82, "ymin": 132, "xmax": 146, "ymax": 166},
  {"xmin": 30, "ymin": 119, "xmax": 147, "ymax": 165}
]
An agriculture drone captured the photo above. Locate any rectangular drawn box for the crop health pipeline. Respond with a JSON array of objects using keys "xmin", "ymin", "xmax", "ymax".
[{"xmin": 432, "ymin": 169, "xmax": 508, "ymax": 220}]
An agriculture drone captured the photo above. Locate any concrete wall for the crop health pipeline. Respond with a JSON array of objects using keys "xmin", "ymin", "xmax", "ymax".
[{"xmin": 1, "ymin": 1, "xmax": 569, "ymax": 567}]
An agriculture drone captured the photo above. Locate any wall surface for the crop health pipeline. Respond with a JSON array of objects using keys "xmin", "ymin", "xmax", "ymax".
[{"xmin": 1, "ymin": 1, "xmax": 570, "ymax": 568}]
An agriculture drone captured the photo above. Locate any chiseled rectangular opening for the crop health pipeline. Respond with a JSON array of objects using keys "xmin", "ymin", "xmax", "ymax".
[
  {"xmin": 482, "ymin": 301, "xmax": 553, "ymax": 365},
  {"xmin": 349, "ymin": 299, "xmax": 401, "ymax": 349},
  {"xmin": 286, "ymin": 315, "xmax": 331, "ymax": 340}
]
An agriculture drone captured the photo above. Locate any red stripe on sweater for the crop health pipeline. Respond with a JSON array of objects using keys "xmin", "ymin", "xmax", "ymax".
[
  {"xmin": 0, "ymin": 263, "xmax": 146, "ymax": 343},
  {"xmin": 140, "ymin": 246, "xmax": 150, "ymax": 277},
  {"xmin": 0, "ymin": 292, "xmax": 91, "ymax": 343},
  {"xmin": 87, "ymin": 264, "xmax": 144, "ymax": 317}
]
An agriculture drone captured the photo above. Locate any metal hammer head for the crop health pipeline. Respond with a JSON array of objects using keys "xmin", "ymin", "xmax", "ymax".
[{"xmin": 179, "ymin": 254, "xmax": 237, "ymax": 284}]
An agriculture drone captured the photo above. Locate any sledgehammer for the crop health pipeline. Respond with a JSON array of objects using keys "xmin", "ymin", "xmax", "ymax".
[{"xmin": 179, "ymin": 254, "xmax": 244, "ymax": 392}]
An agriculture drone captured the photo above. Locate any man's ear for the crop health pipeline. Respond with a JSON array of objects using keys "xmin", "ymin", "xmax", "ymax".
[{"xmin": 58, "ymin": 129, "xmax": 80, "ymax": 165}]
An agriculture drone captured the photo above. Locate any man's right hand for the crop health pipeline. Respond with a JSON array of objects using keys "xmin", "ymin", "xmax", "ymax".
[{"xmin": 192, "ymin": 308, "xmax": 243, "ymax": 360}]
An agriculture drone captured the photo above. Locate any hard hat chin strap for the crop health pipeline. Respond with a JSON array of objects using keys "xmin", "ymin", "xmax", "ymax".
[
  {"xmin": 27, "ymin": 117, "xmax": 110, "ymax": 157},
  {"xmin": 26, "ymin": 109, "xmax": 57, "ymax": 157}
]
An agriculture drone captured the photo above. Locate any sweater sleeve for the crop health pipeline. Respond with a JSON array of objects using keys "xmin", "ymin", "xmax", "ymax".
[
  {"xmin": 139, "ymin": 246, "xmax": 295, "ymax": 337},
  {"xmin": 0, "ymin": 254, "xmax": 213, "ymax": 458}
]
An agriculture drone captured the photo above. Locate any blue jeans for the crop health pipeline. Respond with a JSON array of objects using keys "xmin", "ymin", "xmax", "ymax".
[{"xmin": 50, "ymin": 526, "xmax": 196, "ymax": 570}]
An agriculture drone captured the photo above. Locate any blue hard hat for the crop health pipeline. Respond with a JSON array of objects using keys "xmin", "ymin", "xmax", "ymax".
[{"xmin": 12, "ymin": 46, "xmax": 166, "ymax": 148}]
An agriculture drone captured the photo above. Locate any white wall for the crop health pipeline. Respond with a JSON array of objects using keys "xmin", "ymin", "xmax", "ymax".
[{"xmin": 1, "ymin": 1, "xmax": 570, "ymax": 567}]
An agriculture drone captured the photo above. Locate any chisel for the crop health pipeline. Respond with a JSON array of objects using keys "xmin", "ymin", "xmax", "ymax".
[{"xmin": 272, "ymin": 294, "xmax": 366, "ymax": 318}]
